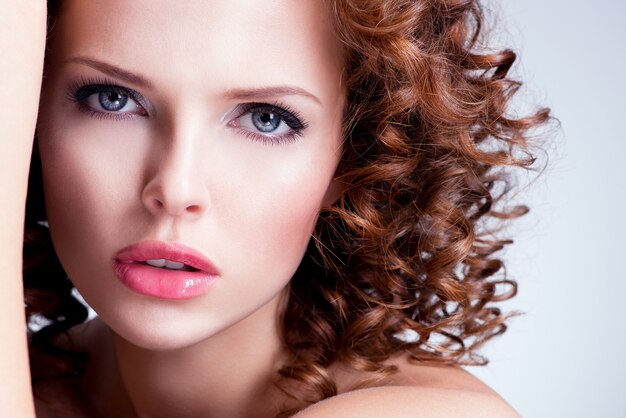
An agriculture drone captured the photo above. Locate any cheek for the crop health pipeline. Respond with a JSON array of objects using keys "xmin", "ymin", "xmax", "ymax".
[
  {"xmin": 37, "ymin": 124, "xmax": 142, "ymax": 283},
  {"xmin": 39, "ymin": 143, "xmax": 111, "ymax": 274},
  {"xmin": 37, "ymin": 89, "xmax": 150, "ymax": 241},
  {"xmin": 213, "ymin": 148, "xmax": 337, "ymax": 284}
]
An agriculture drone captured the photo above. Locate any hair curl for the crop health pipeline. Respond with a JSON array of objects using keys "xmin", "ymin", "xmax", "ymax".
[{"xmin": 25, "ymin": 0, "xmax": 550, "ymax": 416}]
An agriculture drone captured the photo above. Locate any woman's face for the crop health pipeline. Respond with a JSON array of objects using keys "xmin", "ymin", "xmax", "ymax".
[{"xmin": 37, "ymin": 0, "xmax": 345, "ymax": 350}]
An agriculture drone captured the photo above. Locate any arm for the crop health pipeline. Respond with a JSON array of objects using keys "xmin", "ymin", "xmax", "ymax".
[
  {"xmin": 0, "ymin": 1, "xmax": 47, "ymax": 417},
  {"xmin": 294, "ymin": 386, "xmax": 521, "ymax": 418}
]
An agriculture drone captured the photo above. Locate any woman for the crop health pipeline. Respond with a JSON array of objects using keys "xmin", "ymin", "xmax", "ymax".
[{"xmin": 5, "ymin": 0, "xmax": 549, "ymax": 416}]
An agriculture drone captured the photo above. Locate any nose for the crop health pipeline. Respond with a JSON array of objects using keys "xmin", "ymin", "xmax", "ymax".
[{"xmin": 141, "ymin": 128, "xmax": 210, "ymax": 220}]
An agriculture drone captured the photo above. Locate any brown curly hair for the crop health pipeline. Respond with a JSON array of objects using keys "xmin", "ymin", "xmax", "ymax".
[
  {"xmin": 275, "ymin": 0, "xmax": 550, "ymax": 414},
  {"xmin": 25, "ymin": 0, "xmax": 550, "ymax": 416}
]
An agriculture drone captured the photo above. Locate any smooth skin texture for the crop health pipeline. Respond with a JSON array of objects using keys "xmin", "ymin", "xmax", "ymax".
[
  {"xmin": 0, "ymin": 1, "xmax": 46, "ymax": 417},
  {"xmin": 295, "ymin": 386, "xmax": 521, "ymax": 418},
  {"xmin": 29, "ymin": 0, "xmax": 518, "ymax": 417}
]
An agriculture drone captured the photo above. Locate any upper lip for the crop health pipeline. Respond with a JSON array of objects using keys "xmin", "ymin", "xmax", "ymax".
[{"xmin": 113, "ymin": 240, "xmax": 220, "ymax": 275}]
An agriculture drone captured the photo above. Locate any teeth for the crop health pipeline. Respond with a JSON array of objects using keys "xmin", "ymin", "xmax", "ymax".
[
  {"xmin": 164, "ymin": 260, "xmax": 185, "ymax": 270},
  {"xmin": 144, "ymin": 259, "xmax": 186, "ymax": 270},
  {"xmin": 145, "ymin": 259, "xmax": 166, "ymax": 268}
]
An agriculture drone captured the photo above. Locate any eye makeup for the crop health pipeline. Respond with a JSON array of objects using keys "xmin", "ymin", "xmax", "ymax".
[
  {"xmin": 66, "ymin": 76, "xmax": 149, "ymax": 120},
  {"xmin": 228, "ymin": 102, "xmax": 309, "ymax": 145},
  {"xmin": 65, "ymin": 77, "xmax": 310, "ymax": 145}
]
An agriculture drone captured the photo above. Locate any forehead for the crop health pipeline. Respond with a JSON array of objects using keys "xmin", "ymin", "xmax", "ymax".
[{"xmin": 48, "ymin": 0, "xmax": 344, "ymax": 97}]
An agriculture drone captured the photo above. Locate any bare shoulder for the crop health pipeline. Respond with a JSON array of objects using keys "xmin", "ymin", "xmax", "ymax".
[
  {"xmin": 294, "ymin": 385, "xmax": 520, "ymax": 418},
  {"xmin": 308, "ymin": 355, "xmax": 520, "ymax": 418}
]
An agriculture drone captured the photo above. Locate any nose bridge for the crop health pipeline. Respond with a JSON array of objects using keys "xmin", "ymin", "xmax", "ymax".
[{"xmin": 142, "ymin": 113, "xmax": 210, "ymax": 218}]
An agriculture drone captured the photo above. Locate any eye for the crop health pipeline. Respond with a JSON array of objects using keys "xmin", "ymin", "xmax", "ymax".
[
  {"xmin": 229, "ymin": 102, "xmax": 308, "ymax": 144},
  {"xmin": 68, "ymin": 80, "xmax": 148, "ymax": 119},
  {"xmin": 240, "ymin": 110, "xmax": 290, "ymax": 135},
  {"xmin": 86, "ymin": 90, "xmax": 139, "ymax": 113}
]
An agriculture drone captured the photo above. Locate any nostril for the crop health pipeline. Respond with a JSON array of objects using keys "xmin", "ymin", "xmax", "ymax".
[
  {"xmin": 186, "ymin": 204, "xmax": 202, "ymax": 214},
  {"xmin": 142, "ymin": 183, "xmax": 209, "ymax": 217}
]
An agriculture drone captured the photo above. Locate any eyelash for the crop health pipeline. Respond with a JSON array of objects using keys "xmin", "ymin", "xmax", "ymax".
[
  {"xmin": 229, "ymin": 102, "xmax": 308, "ymax": 145},
  {"xmin": 66, "ymin": 77, "xmax": 309, "ymax": 145},
  {"xmin": 67, "ymin": 76, "xmax": 148, "ymax": 121}
]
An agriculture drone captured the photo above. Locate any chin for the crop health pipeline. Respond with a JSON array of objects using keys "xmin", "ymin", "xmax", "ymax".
[
  {"xmin": 95, "ymin": 291, "xmax": 280, "ymax": 353},
  {"xmin": 105, "ymin": 312, "xmax": 226, "ymax": 352}
]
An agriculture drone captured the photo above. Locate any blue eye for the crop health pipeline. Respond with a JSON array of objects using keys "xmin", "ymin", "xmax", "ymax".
[
  {"xmin": 252, "ymin": 111, "xmax": 282, "ymax": 133},
  {"xmin": 230, "ymin": 103, "xmax": 308, "ymax": 144},
  {"xmin": 93, "ymin": 91, "xmax": 130, "ymax": 112},
  {"xmin": 69, "ymin": 80, "xmax": 148, "ymax": 119}
]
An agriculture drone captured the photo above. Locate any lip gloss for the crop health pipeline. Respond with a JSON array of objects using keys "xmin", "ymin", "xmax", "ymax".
[{"xmin": 112, "ymin": 240, "xmax": 220, "ymax": 300}]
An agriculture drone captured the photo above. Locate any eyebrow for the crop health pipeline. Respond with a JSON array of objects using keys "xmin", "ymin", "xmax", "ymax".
[
  {"xmin": 64, "ymin": 56, "xmax": 322, "ymax": 105},
  {"xmin": 224, "ymin": 86, "xmax": 322, "ymax": 105},
  {"xmin": 65, "ymin": 56, "xmax": 154, "ymax": 89}
]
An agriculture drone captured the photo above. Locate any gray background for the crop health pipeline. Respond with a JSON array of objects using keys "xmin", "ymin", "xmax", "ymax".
[{"xmin": 469, "ymin": 1, "xmax": 626, "ymax": 417}]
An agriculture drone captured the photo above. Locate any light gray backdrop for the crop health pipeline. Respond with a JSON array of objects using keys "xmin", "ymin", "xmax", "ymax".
[{"xmin": 469, "ymin": 1, "xmax": 626, "ymax": 417}]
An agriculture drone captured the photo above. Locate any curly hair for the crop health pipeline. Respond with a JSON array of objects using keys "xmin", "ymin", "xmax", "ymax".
[
  {"xmin": 25, "ymin": 0, "xmax": 550, "ymax": 416},
  {"xmin": 275, "ymin": 0, "xmax": 550, "ymax": 414}
]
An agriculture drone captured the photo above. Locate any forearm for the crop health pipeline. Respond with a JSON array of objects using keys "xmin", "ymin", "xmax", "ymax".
[{"xmin": 0, "ymin": 1, "xmax": 47, "ymax": 416}]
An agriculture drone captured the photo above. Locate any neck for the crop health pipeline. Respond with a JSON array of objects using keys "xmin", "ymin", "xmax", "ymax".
[{"xmin": 105, "ymin": 295, "xmax": 288, "ymax": 418}]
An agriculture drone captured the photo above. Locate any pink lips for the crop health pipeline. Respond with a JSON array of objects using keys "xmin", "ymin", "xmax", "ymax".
[{"xmin": 112, "ymin": 240, "xmax": 220, "ymax": 300}]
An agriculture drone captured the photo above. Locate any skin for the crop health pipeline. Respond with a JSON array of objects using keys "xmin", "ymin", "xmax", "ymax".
[
  {"xmin": 0, "ymin": 1, "xmax": 46, "ymax": 417},
  {"xmin": 31, "ymin": 0, "xmax": 520, "ymax": 417}
]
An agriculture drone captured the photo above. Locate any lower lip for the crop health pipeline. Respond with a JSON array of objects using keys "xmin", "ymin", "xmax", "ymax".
[{"xmin": 112, "ymin": 261, "xmax": 218, "ymax": 300}]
